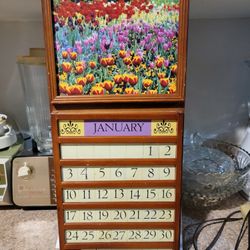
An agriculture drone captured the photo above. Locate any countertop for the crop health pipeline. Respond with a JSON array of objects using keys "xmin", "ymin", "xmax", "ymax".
[
  {"xmin": 183, "ymin": 194, "xmax": 249, "ymax": 250},
  {"xmin": 0, "ymin": 208, "xmax": 58, "ymax": 250}
]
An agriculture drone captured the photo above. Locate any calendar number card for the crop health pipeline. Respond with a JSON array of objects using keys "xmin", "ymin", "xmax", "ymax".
[
  {"xmin": 64, "ymin": 209, "xmax": 175, "ymax": 223},
  {"xmin": 65, "ymin": 229, "xmax": 175, "ymax": 243},
  {"xmin": 62, "ymin": 166, "xmax": 176, "ymax": 182}
]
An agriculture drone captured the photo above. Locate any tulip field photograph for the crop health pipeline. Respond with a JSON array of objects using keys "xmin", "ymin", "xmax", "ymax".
[{"xmin": 53, "ymin": 0, "xmax": 180, "ymax": 96}]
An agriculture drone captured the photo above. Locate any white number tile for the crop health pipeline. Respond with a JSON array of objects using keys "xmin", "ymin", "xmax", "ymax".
[
  {"xmin": 104, "ymin": 168, "xmax": 112, "ymax": 180},
  {"xmin": 110, "ymin": 145, "xmax": 126, "ymax": 158},
  {"xmin": 143, "ymin": 145, "xmax": 159, "ymax": 158},
  {"xmin": 159, "ymin": 145, "xmax": 176, "ymax": 159},
  {"xmin": 135, "ymin": 167, "xmax": 144, "ymax": 179},
  {"xmin": 61, "ymin": 168, "xmax": 75, "ymax": 181},
  {"xmin": 61, "ymin": 145, "xmax": 77, "ymax": 159},
  {"xmin": 125, "ymin": 145, "xmax": 144, "ymax": 158},
  {"xmin": 76, "ymin": 145, "xmax": 94, "ymax": 158},
  {"xmin": 92, "ymin": 145, "xmax": 110, "ymax": 159}
]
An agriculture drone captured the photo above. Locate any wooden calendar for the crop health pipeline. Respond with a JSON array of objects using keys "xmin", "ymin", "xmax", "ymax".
[
  {"xmin": 42, "ymin": 0, "xmax": 189, "ymax": 249},
  {"xmin": 49, "ymin": 108, "xmax": 183, "ymax": 249}
]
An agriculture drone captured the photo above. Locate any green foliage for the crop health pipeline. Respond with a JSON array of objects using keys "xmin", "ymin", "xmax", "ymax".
[
  {"xmin": 152, "ymin": 0, "xmax": 179, "ymax": 5},
  {"xmin": 53, "ymin": 0, "xmax": 61, "ymax": 6}
]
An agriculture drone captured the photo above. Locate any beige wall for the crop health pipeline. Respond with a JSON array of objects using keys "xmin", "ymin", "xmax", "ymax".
[
  {"xmin": 185, "ymin": 18, "xmax": 250, "ymax": 142},
  {"xmin": 0, "ymin": 21, "xmax": 44, "ymax": 131}
]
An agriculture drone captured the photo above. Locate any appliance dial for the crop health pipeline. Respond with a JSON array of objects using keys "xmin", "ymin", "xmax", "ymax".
[{"xmin": 18, "ymin": 162, "xmax": 32, "ymax": 178}]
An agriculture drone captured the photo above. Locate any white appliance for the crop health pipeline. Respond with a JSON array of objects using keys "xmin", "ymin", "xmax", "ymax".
[
  {"xmin": 12, "ymin": 155, "xmax": 56, "ymax": 207},
  {"xmin": 0, "ymin": 114, "xmax": 22, "ymax": 205}
]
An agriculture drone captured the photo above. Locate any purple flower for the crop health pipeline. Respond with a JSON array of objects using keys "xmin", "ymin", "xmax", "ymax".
[
  {"xmin": 152, "ymin": 46, "xmax": 157, "ymax": 53},
  {"xmin": 66, "ymin": 47, "xmax": 72, "ymax": 53},
  {"xmin": 166, "ymin": 31, "xmax": 175, "ymax": 39},
  {"xmin": 163, "ymin": 43, "xmax": 170, "ymax": 51},
  {"xmin": 75, "ymin": 41, "xmax": 81, "ymax": 47},
  {"xmin": 140, "ymin": 40, "xmax": 146, "ymax": 47},
  {"xmin": 167, "ymin": 41, "xmax": 173, "ymax": 49},
  {"xmin": 119, "ymin": 43, "xmax": 125, "ymax": 50},
  {"xmin": 157, "ymin": 36, "xmax": 164, "ymax": 44},
  {"xmin": 118, "ymin": 35, "xmax": 125, "ymax": 43},
  {"xmin": 158, "ymin": 31, "xmax": 165, "ymax": 37},
  {"xmin": 164, "ymin": 60, "xmax": 170, "ymax": 67},
  {"xmin": 89, "ymin": 33, "xmax": 98, "ymax": 44},
  {"xmin": 56, "ymin": 41, "xmax": 60, "ymax": 52},
  {"xmin": 136, "ymin": 49, "xmax": 144, "ymax": 57},
  {"xmin": 145, "ymin": 34, "xmax": 153, "ymax": 42},
  {"xmin": 83, "ymin": 39, "xmax": 90, "ymax": 46},
  {"xmin": 145, "ymin": 44, "xmax": 151, "ymax": 51},
  {"xmin": 149, "ymin": 62, "xmax": 155, "ymax": 69},
  {"xmin": 76, "ymin": 46, "xmax": 82, "ymax": 54}
]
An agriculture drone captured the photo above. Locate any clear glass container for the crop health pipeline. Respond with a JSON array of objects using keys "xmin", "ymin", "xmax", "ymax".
[
  {"xmin": 17, "ymin": 49, "xmax": 52, "ymax": 153},
  {"xmin": 183, "ymin": 135, "xmax": 250, "ymax": 207}
]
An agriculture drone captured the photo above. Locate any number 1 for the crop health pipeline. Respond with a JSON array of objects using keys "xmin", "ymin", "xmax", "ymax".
[{"xmin": 149, "ymin": 146, "xmax": 152, "ymax": 156}]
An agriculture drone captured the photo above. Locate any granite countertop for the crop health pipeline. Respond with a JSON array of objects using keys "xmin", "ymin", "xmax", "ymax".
[
  {"xmin": 0, "ymin": 194, "xmax": 248, "ymax": 250},
  {"xmin": 0, "ymin": 208, "xmax": 58, "ymax": 250},
  {"xmin": 182, "ymin": 194, "xmax": 249, "ymax": 250}
]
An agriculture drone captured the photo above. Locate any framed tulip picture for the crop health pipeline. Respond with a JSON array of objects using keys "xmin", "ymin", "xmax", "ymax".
[{"xmin": 42, "ymin": 0, "xmax": 189, "ymax": 103}]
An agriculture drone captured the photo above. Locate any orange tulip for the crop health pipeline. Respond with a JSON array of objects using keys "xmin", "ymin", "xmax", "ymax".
[
  {"xmin": 155, "ymin": 57, "xmax": 165, "ymax": 68},
  {"xmin": 118, "ymin": 50, "xmax": 126, "ymax": 58},
  {"xmin": 160, "ymin": 78, "xmax": 170, "ymax": 87},
  {"xmin": 91, "ymin": 86, "xmax": 104, "ymax": 95},
  {"xmin": 133, "ymin": 90, "xmax": 140, "ymax": 95},
  {"xmin": 100, "ymin": 58, "xmax": 108, "ymax": 67},
  {"xmin": 123, "ymin": 74, "xmax": 130, "ymax": 83},
  {"xmin": 62, "ymin": 51, "xmax": 68, "ymax": 59},
  {"xmin": 171, "ymin": 64, "xmax": 178, "ymax": 74},
  {"xmin": 59, "ymin": 82, "xmax": 68, "ymax": 94},
  {"xmin": 77, "ymin": 18, "xmax": 82, "ymax": 24},
  {"xmin": 123, "ymin": 57, "xmax": 132, "ymax": 65},
  {"xmin": 89, "ymin": 61, "xmax": 96, "ymax": 69},
  {"xmin": 66, "ymin": 85, "xmax": 83, "ymax": 95},
  {"xmin": 75, "ymin": 66, "xmax": 84, "ymax": 74},
  {"xmin": 113, "ymin": 88, "xmax": 123, "ymax": 94},
  {"xmin": 158, "ymin": 72, "xmax": 166, "ymax": 79},
  {"xmin": 143, "ymin": 79, "xmax": 153, "ymax": 88},
  {"xmin": 128, "ymin": 75, "xmax": 138, "ymax": 86},
  {"xmin": 132, "ymin": 56, "xmax": 142, "ymax": 66},
  {"xmin": 169, "ymin": 83, "xmax": 176, "ymax": 93},
  {"xmin": 70, "ymin": 52, "xmax": 77, "ymax": 60},
  {"xmin": 106, "ymin": 57, "xmax": 115, "ymax": 66},
  {"xmin": 75, "ymin": 61, "xmax": 85, "ymax": 68},
  {"xmin": 62, "ymin": 62, "xmax": 72, "ymax": 73},
  {"xmin": 86, "ymin": 74, "xmax": 95, "ymax": 83},
  {"xmin": 114, "ymin": 75, "xmax": 123, "ymax": 84},
  {"xmin": 103, "ymin": 80, "xmax": 114, "ymax": 91},
  {"xmin": 147, "ymin": 89, "xmax": 157, "ymax": 94},
  {"xmin": 76, "ymin": 77, "xmax": 87, "ymax": 86},
  {"xmin": 124, "ymin": 87, "xmax": 134, "ymax": 94}
]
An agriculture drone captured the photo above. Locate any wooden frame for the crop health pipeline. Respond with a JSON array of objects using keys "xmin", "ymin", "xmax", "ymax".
[
  {"xmin": 42, "ymin": 0, "xmax": 189, "ymax": 104},
  {"xmin": 50, "ymin": 108, "xmax": 184, "ymax": 249},
  {"xmin": 41, "ymin": 1, "xmax": 188, "ymax": 249}
]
